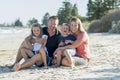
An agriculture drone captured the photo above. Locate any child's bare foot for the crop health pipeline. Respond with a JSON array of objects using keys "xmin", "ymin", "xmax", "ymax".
[
  {"xmin": 71, "ymin": 64, "xmax": 75, "ymax": 69},
  {"xmin": 12, "ymin": 63, "xmax": 21, "ymax": 71}
]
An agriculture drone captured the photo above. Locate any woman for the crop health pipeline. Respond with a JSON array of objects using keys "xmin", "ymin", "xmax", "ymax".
[{"xmin": 59, "ymin": 17, "xmax": 90, "ymax": 67}]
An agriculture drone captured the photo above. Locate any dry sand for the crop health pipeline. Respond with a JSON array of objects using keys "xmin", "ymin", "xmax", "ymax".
[{"xmin": 0, "ymin": 32, "xmax": 120, "ymax": 80}]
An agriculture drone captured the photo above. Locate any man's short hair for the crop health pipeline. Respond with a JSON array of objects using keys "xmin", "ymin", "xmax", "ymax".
[{"xmin": 48, "ymin": 16, "xmax": 58, "ymax": 20}]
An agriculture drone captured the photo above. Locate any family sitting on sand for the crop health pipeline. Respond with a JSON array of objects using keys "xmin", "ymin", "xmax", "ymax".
[{"xmin": 12, "ymin": 16, "xmax": 90, "ymax": 71}]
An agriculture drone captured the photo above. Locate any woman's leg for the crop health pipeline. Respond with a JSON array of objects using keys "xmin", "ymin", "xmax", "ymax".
[
  {"xmin": 13, "ymin": 54, "xmax": 42, "ymax": 71},
  {"xmin": 72, "ymin": 57, "xmax": 87, "ymax": 65}
]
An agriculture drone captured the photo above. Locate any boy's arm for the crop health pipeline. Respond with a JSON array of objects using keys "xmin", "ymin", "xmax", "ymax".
[{"xmin": 58, "ymin": 41, "xmax": 64, "ymax": 47}]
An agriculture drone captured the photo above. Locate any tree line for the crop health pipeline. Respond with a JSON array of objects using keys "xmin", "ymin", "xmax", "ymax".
[{"xmin": 0, "ymin": 0, "xmax": 120, "ymax": 27}]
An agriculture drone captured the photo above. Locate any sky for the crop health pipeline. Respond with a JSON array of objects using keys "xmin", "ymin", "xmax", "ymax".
[{"xmin": 0, "ymin": 0, "xmax": 88, "ymax": 25}]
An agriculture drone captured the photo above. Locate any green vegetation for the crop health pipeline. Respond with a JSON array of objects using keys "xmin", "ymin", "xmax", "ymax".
[
  {"xmin": 42, "ymin": 12, "xmax": 50, "ymax": 27},
  {"xmin": 109, "ymin": 20, "xmax": 120, "ymax": 33},
  {"xmin": 14, "ymin": 18, "xmax": 23, "ymax": 27},
  {"xmin": 27, "ymin": 18, "xmax": 38, "ymax": 27},
  {"xmin": 87, "ymin": 0, "xmax": 120, "ymax": 20},
  {"xmin": 88, "ymin": 10, "xmax": 120, "ymax": 33},
  {"xmin": 57, "ymin": 1, "xmax": 85, "ymax": 25},
  {"xmin": 1, "ymin": 0, "xmax": 120, "ymax": 33}
]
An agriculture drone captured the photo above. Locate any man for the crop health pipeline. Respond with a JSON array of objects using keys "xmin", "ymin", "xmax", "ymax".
[
  {"xmin": 42, "ymin": 16, "xmax": 60, "ymax": 58},
  {"xmin": 12, "ymin": 16, "xmax": 60, "ymax": 71}
]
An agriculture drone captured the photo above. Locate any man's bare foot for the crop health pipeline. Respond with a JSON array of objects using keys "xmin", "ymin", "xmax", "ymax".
[{"xmin": 12, "ymin": 63, "xmax": 21, "ymax": 71}]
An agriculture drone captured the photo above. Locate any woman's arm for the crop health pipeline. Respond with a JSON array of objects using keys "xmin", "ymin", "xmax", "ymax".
[{"xmin": 59, "ymin": 33, "xmax": 86, "ymax": 49}]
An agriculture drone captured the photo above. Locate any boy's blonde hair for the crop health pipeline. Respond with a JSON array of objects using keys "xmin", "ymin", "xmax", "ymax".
[{"xmin": 61, "ymin": 23, "xmax": 70, "ymax": 30}]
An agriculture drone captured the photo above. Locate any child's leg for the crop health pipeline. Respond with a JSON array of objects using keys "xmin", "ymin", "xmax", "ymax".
[
  {"xmin": 13, "ymin": 48, "xmax": 23, "ymax": 64},
  {"xmin": 62, "ymin": 49, "xmax": 75, "ymax": 68},
  {"xmin": 64, "ymin": 50, "xmax": 72, "ymax": 66},
  {"xmin": 39, "ymin": 47, "xmax": 47, "ymax": 68},
  {"xmin": 53, "ymin": 50, "xmax": 63, "ymax": 67},
  {"xmin": 21, "ymin": 48, "xmax": 34, "ymax": 60}
]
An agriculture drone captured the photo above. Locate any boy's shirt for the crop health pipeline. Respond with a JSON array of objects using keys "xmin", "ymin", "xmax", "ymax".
[{"xmin": 58, "ymin": 34, "xmax": 76, "ymax": 46}]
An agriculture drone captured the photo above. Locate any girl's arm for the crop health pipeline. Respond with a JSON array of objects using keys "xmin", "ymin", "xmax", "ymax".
[{"xmin": 41, "ymin": 35, "xmax": 48, "ymax": 47}]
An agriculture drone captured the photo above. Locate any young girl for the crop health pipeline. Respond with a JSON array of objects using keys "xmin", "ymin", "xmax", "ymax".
[
  {"xmin": 13, "ymin": 23, "xmax": 48, "ymax": 71},
  {"xmin": 52, "ymin": 23, "xmax": 76, "ymax": 68},
  {"xmin": 30, "ymin": 23, "xmax": 48, "ymax": 68}
]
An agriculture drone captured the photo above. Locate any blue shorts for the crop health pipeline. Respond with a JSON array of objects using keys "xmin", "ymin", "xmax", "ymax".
[
  {"xmin": 32, "ymin": 51, "xmax": 36, "ymax": 55},
  {"xmin": 35, "ymin": 55, "xmax": 52, "ymax": 67}
]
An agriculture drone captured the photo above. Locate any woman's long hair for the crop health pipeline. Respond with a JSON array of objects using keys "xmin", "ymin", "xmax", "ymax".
[{"xmin": 69, "ymin": 17, "xmax": 85, "ymax": 33}]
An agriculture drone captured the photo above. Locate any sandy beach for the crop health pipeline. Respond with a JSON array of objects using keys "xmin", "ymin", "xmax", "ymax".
[{"xmin": 0, "ymin": 30, "xmax": 120, "ymax": 80}]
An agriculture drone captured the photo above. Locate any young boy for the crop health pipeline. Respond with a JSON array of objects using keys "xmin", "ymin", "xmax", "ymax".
[{"xmin": 52, "ymin": 23, "xmax": 76, "ymax": 67}]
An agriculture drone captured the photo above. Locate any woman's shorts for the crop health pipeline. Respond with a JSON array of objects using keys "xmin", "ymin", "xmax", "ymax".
[
  {"xmin": 72, "ymin": 56, "xmax": 87, "ymax": 65},
  {"xmin": 66, "ymin": 48, "xmax": 76, "ymax": 56}
]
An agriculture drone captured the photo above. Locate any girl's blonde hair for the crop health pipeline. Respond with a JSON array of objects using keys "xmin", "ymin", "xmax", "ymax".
[
  {"xmin": 69, "ymin": 17, "xmax": 85, "ymax": 33},
  {"xmin": 31, "ymin": 23, "xmax": 43, "ymax": 38}
]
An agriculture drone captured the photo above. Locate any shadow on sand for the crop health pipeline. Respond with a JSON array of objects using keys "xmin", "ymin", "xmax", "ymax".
[{"xmin": 75, "ymin": 75, "xmax": 120, "ymax": 80}]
